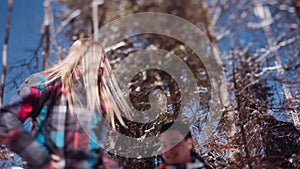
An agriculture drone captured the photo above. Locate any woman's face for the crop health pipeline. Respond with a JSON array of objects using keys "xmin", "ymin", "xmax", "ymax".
[
  {"xmin": 99, "ymin": 60, "xmax": 105, "ymax": 77},
  {"xmin": 98, "ymin": 59, "xmax": 105, "ymax": 84}
]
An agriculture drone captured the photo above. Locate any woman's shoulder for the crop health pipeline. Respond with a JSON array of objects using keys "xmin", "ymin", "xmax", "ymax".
[
  {"xmin": 22, "ymin": 72, "xmax": 51, "ymax": 91},
  {"xmin": 24, "ymin": 72, "xmax": 48, "ymax": 83}
]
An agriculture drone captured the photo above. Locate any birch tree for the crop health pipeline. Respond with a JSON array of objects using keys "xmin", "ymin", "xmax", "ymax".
[
  {"xmin": 0, "ymin": 0, "xmax": 14, "ymax": 107},
  {"xmin": 42, "ymin": 0, "xmax": 51, "ymax": 70}
]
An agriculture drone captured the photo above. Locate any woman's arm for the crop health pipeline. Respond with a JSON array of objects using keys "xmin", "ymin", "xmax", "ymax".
[{"xmin": 0, "ymin": 73, "xmax": 51, "ymax": 168}]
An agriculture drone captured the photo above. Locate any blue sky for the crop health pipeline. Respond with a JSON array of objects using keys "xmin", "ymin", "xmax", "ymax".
[
  {"xmin": 0, "ymin": 0, "xmax": 43, "ymax": 104},
  {"xmin": 0, "ymin": 1, "xmax": 298, "ymax": 122}
]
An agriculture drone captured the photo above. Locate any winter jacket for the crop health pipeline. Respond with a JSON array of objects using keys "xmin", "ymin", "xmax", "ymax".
[
  {"xmin": 0, "ymin": 72, "xmax": 115, "ymax": 169},
  {"xmin": 158, "ymin": 151, "xmax": 212, "ymax": 169}
]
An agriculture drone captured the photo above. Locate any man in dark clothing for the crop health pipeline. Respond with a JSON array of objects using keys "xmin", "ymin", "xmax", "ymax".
[{"xmin": 158, "ymin": 122, "xmax": 212, "ymax": 169}]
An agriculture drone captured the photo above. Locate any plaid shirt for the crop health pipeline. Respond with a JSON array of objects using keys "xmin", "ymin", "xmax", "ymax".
[{"xmin": 0, "ymin": 72, "xmax": 112, "ymax": 169}]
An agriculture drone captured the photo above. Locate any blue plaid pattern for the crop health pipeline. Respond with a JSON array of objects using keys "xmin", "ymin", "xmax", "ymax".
[{"xmin": 0, "ymin": 72, "xmax": 110, "ymax": 169}]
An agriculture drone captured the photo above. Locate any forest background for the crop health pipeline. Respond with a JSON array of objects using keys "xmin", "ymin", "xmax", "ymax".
[{"xmin": 0, "ymin": 0, "xmax": 300, "ymax": 168}]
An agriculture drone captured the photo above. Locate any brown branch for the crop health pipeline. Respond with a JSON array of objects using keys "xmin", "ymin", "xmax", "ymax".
[
  {"xmin": 232, "ymin": 58, "xmax": 253, "ymax": 169},
  {"xmin": 285, "ymin": 63, "xmax": 300, "ymax": 71}
]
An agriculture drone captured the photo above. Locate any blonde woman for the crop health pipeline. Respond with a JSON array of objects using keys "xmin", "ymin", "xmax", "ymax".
[{"xmin": 0, "ymin": 39, "xmax": 131, "ymax": 169}]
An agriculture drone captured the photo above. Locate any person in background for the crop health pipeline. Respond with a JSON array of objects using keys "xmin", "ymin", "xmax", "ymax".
[
  {"xmin": 0, "ymin": 39, "xmax": 131, "ymax": 169},
  {"xmin": 158, "ymin": 121, "xmax": 212, "ymax": 169}
]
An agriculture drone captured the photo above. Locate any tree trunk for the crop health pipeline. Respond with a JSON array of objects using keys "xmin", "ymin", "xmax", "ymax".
[
  {"xmin": 91, "ymin": 0, "xmax": 105, "ymax": 40},
  {"xmin": 92, "ymin": 0, "xmax": 99, "ymax": 40},
  {"xmin": 42, "ymin": 0, "xmax": 51, "ymax": 70},
  {"xmin": 199, "ymin": 0, "xmax": 236, "ymax": 137},
  {"xmin": 0, "ymin": 0, "xmax": 14, "ymax": 106}
]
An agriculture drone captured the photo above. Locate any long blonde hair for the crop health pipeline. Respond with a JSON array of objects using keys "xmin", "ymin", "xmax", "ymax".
[{"xmin": 45, "ymin": 39, "xmax": 131, "ymax": 129}]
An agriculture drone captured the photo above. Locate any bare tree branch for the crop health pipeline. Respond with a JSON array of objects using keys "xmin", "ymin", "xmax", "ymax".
[
  {"xmin": 254, "ymin": 65, "xmax": 281, "ymax": 77},
  {"xmin": 285, "ymin": 63, "xmax": 300, "ymax": 71},
  {"xmin": 256, "ymin": 36, "xmax": 299, "ymax": 64},
  {"xmin": 254, "ymin": 3, "xmax": 300, "ymax": 130},
  {"xmin": 55, "ymin": 9, "xmax": 81, "ymax": 37}
]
